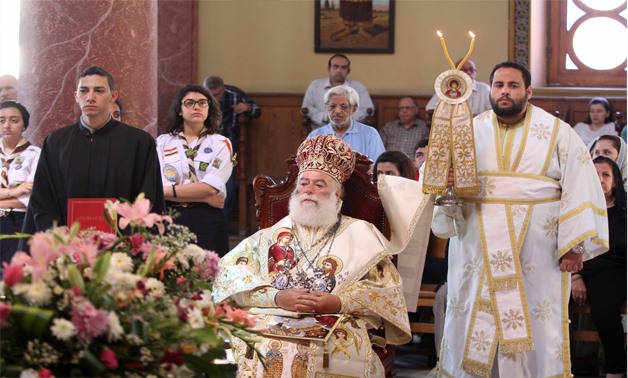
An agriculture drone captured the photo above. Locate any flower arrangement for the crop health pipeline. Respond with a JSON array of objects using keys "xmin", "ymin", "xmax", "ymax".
[{"xmin": 0, "ymin": 194, "xmax": 257, "ymax": 377}]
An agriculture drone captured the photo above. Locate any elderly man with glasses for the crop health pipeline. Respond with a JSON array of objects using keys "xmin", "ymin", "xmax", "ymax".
[
  {"xmin": 307, "ymin": 85, "xmax": 384, "ymax": 166},
  {"xmin": 379, "ymin": 97, "xmax": 430, "ymax": 158}
]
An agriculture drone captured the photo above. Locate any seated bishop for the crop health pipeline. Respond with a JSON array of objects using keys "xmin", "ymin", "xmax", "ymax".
[{"xmin": 213, "ymin": 134, "xmax": 434, "ymax": 377}]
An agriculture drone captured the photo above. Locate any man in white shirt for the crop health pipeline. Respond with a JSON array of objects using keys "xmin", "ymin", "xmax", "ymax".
[
  {"xmin": 302, "ymin": 54, "xmax": 374, "ymax": 129},
  {"xmin": 425, "ymin": 58, "xmax": 491, "ymax": 117}
]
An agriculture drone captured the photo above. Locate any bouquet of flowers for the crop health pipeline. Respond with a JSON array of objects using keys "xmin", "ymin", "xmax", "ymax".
[{"xmin": 0, "ymin": 194, "xmax": 257, "ymax": 377}]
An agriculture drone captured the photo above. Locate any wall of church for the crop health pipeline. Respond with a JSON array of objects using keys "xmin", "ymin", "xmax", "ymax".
[{"xmin": 197, "ymin": 1, "xmax": 509, "ymax": 95}]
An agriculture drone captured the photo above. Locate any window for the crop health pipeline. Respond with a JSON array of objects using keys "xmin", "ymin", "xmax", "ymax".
[
  {"xmin": 0, "ymin": 0, "xmax": 20, "ymax": 77},
  {"xmin": 548, "ymin": 0, "xmax": 627, "ymax": 87}
]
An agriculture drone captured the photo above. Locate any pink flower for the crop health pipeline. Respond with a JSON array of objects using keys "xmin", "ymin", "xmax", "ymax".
[
  {"xmin": 196, "ymin": 251, "xmax": 220, "ymax": 280},
  {"xmin": 2, "ymin": 263, "xmax": 23, "ymax": 287},
  {"xmin": 14, "ymin": 233, "xmax": 61, "ymax": 281},
  {"xmin": 129, "ymin": 233, "xmax": 144, "ymax": 256},
  {"xmin": 100, "ymin": 348, "xmax": 119, "ymax": 369},
  {"xmin": 0, "ymin": 302, "xmax": 11, "ymax": 327},
  {"xmin": 88, "ymin": 232, "xmax": 117, "ymax": 251},
  {"xmin": 114, "ymin": 194, "xmax": 172, "ymax": 234},
  {"xmin": 176, "ymin": 277, "xmax": 187, "ymax": 284},
  {"xmin": 70, "ymin": 298, "xmax": 109, "ymax": 344},
  {"xmin": 38, "ymin": 368, "xmax": 54, "ymax": 378}
]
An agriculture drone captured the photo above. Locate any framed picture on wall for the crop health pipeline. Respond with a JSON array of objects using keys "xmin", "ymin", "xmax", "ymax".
[{"xmin": 314, "ymin": 0, "xmax": 395, "ymax": 54}]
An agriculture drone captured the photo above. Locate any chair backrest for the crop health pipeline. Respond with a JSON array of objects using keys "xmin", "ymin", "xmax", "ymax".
[{"xmin": 253, "ymin": 152, "xmax": 390, "ymax": 238}]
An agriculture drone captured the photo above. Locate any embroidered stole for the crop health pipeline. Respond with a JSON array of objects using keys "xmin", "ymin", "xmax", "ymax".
[
  {"xmin": 178, "ymin": 129, "xmax": 208, "ymax": 182},
  {"xmin": 423, "ymin": 100, "xmax": 479, "ymax": 196},
  {"xmin": 460, "ymin": 108, "xmax": 562, "ymax": 377},
  {"xmin": 1, "ymin": 138, "xmax": 30, "ymax": 189}
]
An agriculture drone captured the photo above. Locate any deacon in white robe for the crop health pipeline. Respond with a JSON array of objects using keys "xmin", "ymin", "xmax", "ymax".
[{"xmin": 432, "ymin": 63, "xmax": 608, "ymax": 378}]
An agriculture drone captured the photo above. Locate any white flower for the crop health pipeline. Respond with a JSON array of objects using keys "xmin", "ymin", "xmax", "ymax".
[
  {"xmin": 183, "ymin": 244, "xmax": 207, "ymax": 266},
  {"xmin": 145, "ymin": 278, "xmax": 165, "ymax": 299},
  {"xmin": 187, "ymin": 307, "xmax": 205, "ymax": 329},
  {"xmin": 194, "ymin": 290, "xmax": 214, "ymax": 309},
  {"xmin": 19, "ymin": 369, "xmax": 39, "ymax": 378},
  {"xmin": 50, "ymin": 318, "xmax": 76, "ymax": 341},
  {"xmin": 110, "ymin": 252, "xmax": 134, "ymax": 272},
  {"xmin": 107, "ymin": 312, "xmax": 124, "ymax": 341},
  {"xmin": 106, "ymin": 270, "xmax": 140, "ymax": 290},
  {"xmin": 24, "ymin": 281, "xmax": 52, "ymax": 306}
]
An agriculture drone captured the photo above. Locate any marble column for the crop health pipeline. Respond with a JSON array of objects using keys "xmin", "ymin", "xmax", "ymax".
[
  {"xmin": 19, "ymin": 0, "xmax": 159, "ymax": 146},
  {"xmin": 157, "ymin": 0, "xmax": 198, "ymax": 135}
]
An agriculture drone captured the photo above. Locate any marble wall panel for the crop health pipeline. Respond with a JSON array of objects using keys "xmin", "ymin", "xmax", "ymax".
[
  {"xmin": 157, "ymin": 0, "xmax": 198, "ymax": 135},
  {"xmin": 20, "ymin": 0, "xmax": 159, "ymax": 145}
]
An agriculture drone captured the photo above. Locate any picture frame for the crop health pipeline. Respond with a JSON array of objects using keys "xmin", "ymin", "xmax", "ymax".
[{"xmin": 314, "ymin": 0, "xmax": 395, "ymax": 54}]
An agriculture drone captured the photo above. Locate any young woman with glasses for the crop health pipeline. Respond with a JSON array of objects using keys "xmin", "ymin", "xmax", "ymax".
[{"xmin": 156, "ymin": 85, "xmax": 233, "ymax": 256}]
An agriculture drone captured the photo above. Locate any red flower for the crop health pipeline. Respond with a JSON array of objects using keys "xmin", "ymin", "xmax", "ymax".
[
  {"xmin": 100, "ymin": 348, "xmax": 119, "ymax": 369},
  {"xmin": 2, "ymin": 263, "xmax": 23, "ymax": 287},
  {"xmin": 0, "ymin": 302, "xmax": 10, "ymax": 327},
  {"xmin": 38, "ymin": 368, "xmax": 54, "ymax": 378}
]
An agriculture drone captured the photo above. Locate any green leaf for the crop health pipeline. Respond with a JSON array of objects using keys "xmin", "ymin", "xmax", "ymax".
[
  {"xmin": 79, "ymin": 349, "xmax": 106, "ymax": 376},
  {"xmin": 0, "ymin": 232, "xmax": 31, "ymax": 240},
  {"xmin": 130, "ymin": 319, "xmax": 148, "ymax": 340},
  {"xmin": 188, "ymin": 328, "xmax": 224, "ymax": 348},
  {"xmin": 182, "ymin": 354, "xmax": 236, "ymax": 377},
  {"xmin": 137, "ymin": 246, "xmax": 156, "ymax": 277},
  {"xmin": 92, "ymin": 251, "xmax": 112, "ymax": 284},
  {"xmin": 10, "ymin": 304, "xmax": 55, "ymax": 339},
  {"xmin": 66, "ymin": 264, "xmax": 85, "ymax": 292}
]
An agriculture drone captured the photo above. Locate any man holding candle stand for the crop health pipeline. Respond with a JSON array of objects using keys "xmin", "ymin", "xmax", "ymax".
[{"xmin": 430, "ymin": 60, "xmax": 608, "ymax": 377}]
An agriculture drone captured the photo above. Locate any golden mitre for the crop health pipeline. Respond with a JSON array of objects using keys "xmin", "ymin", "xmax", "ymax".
[{"xmin": 296, "ymin": 135, "xmax": 356, "ymax": 184}]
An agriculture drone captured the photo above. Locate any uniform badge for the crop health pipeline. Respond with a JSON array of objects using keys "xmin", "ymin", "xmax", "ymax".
[
  {"xmin": 163, "ymin": 147, "xmax": 178, "ymax": 157},
  {"xmin": 162, "ymin": 164, "xmax": 179, "ymax": 182},
  {"xmin": 198, "ymin": 161, "xmax": 209, "ymax": 172},
  {"xmin": 211, "ymin": 158, "xmax": 222, "ymax": 169},
  {"xmin": 204, "ymin": 147, "xmax": 212, "ymax": 154},
  {"xmin": 14, "ymin": 155, "xmax": 24, "ymax": 165}
]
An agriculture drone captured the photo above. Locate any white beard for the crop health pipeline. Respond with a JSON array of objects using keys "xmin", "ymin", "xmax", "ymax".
[{"xmin": 288, "ymin": 189, "xmax": 341, "ymax": 228}]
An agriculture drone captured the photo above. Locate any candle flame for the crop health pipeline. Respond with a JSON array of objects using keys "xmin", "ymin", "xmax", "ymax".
[
  {"xmin": 469, "ymin": 31, "xmax": 475, "ymax": 39},
  {"xmin": 437, "ymin": 30, "xmax": 443, "ymax": 38}
]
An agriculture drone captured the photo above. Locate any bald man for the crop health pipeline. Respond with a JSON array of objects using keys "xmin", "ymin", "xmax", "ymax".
[{"xmin": 0, "ymin": 75, "xmax": 18, "ymax": 102}]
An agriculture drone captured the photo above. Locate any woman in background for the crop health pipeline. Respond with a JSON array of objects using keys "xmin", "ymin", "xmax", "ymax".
[
  {"xmin": 0, "ymin": 101, "xmax": 40, "ymax": 264},
  {"xmin": 590, "ymin": 134, "xmax": 626, "ymax": 190},
  {"xmin": 571, "ymin": 156, "xmax": 626, "ymax": 378},
  {"xmin": 157, "ymin": 85, "xmax": 233, "ymax": 256},
  {"xmin": 573, "ymin": 97, "xmax": 617, "ymax": 147},
  {"xmin": 372, "ymin": 150, "xmax": 416, "ymax": 183}
]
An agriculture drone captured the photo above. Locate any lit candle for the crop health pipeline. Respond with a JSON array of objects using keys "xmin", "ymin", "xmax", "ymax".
[
  {"xmin": 437, "ymin": 30, "xmax": 456, "ymax": 69},
  {"xmin": 457, "ymin": 31, "xmax": 476, "ymax": 70}
]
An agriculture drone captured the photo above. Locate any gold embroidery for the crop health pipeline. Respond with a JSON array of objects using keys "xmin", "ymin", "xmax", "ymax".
[
  {"xmin": 543, "ymin": 216, "xmax": 559, "ymax": 238},
  {"xmin": 501, "ymin": 308, "xmax": 526, "ymax": 330},
  {"xmin": 478, "ymin": 177, "xmax": 496, "ymax": 197},
  {"xmin": 471, "ymin": 330, "xmax": 491, "ymax": 352},
  {"xmin": 530, "ymin": 122, "xmax": 551, "ymax": 140},
  {"xmin": 489, "ymin": 250, "xmax": 514, "ymax": 272},
  {"xmin": 533, "ymin": 299, "xmax": 551, "ymax": 321}
]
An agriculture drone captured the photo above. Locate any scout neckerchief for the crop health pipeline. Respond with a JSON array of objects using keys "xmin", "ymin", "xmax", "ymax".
[
  {"xmin": 178, "ymin": 128, "xmax": 209, "ymax": 182},
  {"xmin": 1, "ymin": 138, "xmax": 30, "ymax": 189}
]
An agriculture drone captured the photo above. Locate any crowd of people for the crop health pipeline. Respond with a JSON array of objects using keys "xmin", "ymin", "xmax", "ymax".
[{"xmin": 0, "ymin": 56, "xmax": 625, "ymax": 377}]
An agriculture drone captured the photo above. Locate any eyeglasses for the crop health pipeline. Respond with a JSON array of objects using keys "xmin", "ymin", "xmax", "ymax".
[
  {"xmin": 398, "ymin": 106, "xmax": 417, "ymax": 111},
  {"xmin": 325, "ymin": 103, "xmax": 353, "ymax": 111},
  {"xmin": 181, "ymin": 99, "xmax": 209, "ymax": 109}
]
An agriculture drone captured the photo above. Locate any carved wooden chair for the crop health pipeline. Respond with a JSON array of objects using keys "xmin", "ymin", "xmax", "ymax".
[{"xmin": 252, "ymin": 152, "xmax": 395, "ymax": 376}]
